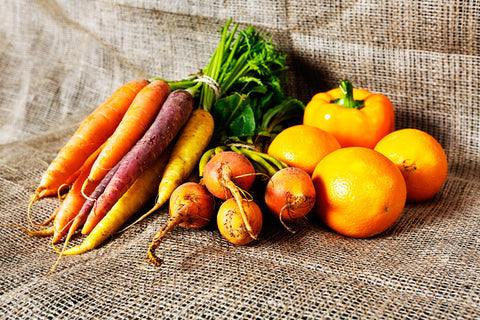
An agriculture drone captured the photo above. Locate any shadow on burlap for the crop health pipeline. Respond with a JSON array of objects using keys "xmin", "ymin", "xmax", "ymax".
[{"xmin": 1, "ymin": 1, "xmax": 478, "ymax": 319}]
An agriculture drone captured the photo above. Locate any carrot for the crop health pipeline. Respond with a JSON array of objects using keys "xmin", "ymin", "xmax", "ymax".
[
  {"xmin": 73, "ymin": 161, "xmax": 121, "ymax": 235},
  {"xmin": 50, "ymin": 144, "xmax": 104, "ymax": 243},
  {"xmin": 24, "ymin": 144, "xmax": 104, "ymax": 237},
  {"xmin": 45, "ymin": 159, "xmax": 123, "ymax": 276},
  {"xmin": 82, "ymin": 80, "xmax": 171, "ymax": 194},
  {"xmin": 22, "ymin": 226, "xmax": 55, "ymax": 237},
  {"xmin": 125, "ymin": 109, "xmax": 214, "ymax": 229},
  {"xmin": 28, "ymin": 147, "xmax": 97, "ymax": 227},
  {"xmin": 81, "ymin": 89, "xmax": 194, "ymax": 235},
  {"xmin": 29, "ymin": 79, "xmax": 148, "ymax": 206},
  {"xmin": 61, "ymin": 148, "xmax": 170, "ymax": 255}
]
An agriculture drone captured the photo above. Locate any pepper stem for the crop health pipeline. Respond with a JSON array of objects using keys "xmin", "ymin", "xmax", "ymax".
[{"xmin": 333, "ymin": 80, "xmax": 364, "ymax": 109}]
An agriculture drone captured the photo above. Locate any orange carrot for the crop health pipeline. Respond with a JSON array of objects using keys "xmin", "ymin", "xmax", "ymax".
[
  {"xmin": 30, "ymin": 141, "xmax": 106, "ymax": 227},
  {"xmin": 45, "ymin": 148, "xmax": 171, "ymax": 275},
  {"xmin": 81, "ymin": 89, "xmax": 194, "ymax": 235},
  {"xmin": 82, "ymin": 80, "xmax": 171, "ymax": 193},
  {"xmin": 24, "ymin": 144, "xmax": 104, "ymax": 239},
  {"xmin": 50, "ymin": 144, "xmax": 104, "ymax": 243},
  {"xmin": 61, "ymin": 148, "xmax": 170, "ymax": 256},
  {"xmin": 22, "ymin": 226, "xmax": 55, "ymax": 237},
  {"xmin": 30, "ymin": 79, "xmax": 148, "ymax": 204}
]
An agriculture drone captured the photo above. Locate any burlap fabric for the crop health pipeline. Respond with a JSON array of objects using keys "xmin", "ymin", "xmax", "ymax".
[{"xmin": 1, "ymin": 1, "xmax": 478, "ymax": 319}]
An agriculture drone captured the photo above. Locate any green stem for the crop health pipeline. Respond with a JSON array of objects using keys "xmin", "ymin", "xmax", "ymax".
[
  {"xmin": 148, "ymin": 78, "xmax": 197, "ymax": 91},
  {"xmin": 201, "ymin": 19, "xmax": 233, "ymax": 111},
  {"xmin": 222, "ymin": 58, "xmax": 251, "ymax": 92},
  {"xmin": 333, "ymin": 80, "xmax": 364, "ymax": 109},
  {"xmin": 218, "ymin": 27, "xmax": 243, "ymax": 86},
  {"xmin": 257, "ymin": 152, "xmax": 288, "ymax": 170},
  {"xmin": 198, "ymin": 147, "xmax": 216, "ymax": 177},
  {"xmin": 231, "ymin": 146, "xmax": 277, "ymax": 177},
  {"xmin": 185, "ymin": 82, "xmax": 202, "ymax": 98}
]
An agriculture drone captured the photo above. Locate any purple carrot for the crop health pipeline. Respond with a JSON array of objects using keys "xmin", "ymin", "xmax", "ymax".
[
  {"xmin": 81, "ymin": 89, "xmax": 194, "ymax": 235},
  {"xmin": 73, "ymin": 162, "xmax": 121, "ymax": 236}
]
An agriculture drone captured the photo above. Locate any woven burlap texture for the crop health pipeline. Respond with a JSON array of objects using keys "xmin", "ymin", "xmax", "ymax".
[{"xmin": 1, "ymin": 1, "xmax": 479, "ymax": 319}]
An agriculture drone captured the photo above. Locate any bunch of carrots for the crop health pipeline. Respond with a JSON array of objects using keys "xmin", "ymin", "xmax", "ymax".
[{"xmin": 26, "ymin": 18, "xmax": 305, "ymax": 271}]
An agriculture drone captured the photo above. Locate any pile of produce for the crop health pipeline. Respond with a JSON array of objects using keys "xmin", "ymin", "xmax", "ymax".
[{"xmin": 24, "ymin": 18, "xmax": 448, "ymax": 272}]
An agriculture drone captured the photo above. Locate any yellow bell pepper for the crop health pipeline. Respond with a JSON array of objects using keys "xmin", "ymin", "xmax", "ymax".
[{"xmin": 304, "ymin": 80, "xmax": 395, "ymax": 148}]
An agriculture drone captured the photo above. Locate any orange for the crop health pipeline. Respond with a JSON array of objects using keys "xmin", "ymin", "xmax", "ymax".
[
  {"xmin": 374, "ymin": 128, "xmax": 448, "ymax": 202},
  {"xmin": 267, "ymin": 124, "xmax": 340, "ymax": 175},
  {"xmin": 312, "ymin": 147, "xmax": 407, "ymax": 238}
]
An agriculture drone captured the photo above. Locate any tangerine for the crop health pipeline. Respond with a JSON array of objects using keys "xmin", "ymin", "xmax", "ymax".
[
  {"xmin": 267, "ymin": 124, "xmax": 340, "ymax": 175},
  {"xmin": 312, "ymin": 147, "xmax": 407, "ymax": 238},
  {"xmin": 374, "ymin": 128, "xmax": 448, "ymax": 202}
]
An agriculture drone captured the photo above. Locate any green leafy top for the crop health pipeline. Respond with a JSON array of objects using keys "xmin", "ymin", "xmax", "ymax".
[{"xmin": 154, "ymin": 18, "xmax": 304, "ymax": 153}]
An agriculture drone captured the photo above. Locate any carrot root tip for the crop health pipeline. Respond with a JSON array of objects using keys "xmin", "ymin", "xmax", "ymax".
[
  {"xmin": 80, "ymin": 179, "xmax": 96, "ymax": 201},
  {"xmin": 27, "ymin": 193, "xmax": 40, "ymax": 226}
]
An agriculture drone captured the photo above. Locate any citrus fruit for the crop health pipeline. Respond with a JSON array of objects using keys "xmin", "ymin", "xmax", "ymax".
[
  {"xmin": 374, "ymin": 128, "xmax": 448, "ymax": 202},
  {"xmin": 267, "ymin": 124, "xmax": 340, "ymax": 175},
  {"xmin": 312, "ymin": 147, "xmax": 407, "ymax": 238}
]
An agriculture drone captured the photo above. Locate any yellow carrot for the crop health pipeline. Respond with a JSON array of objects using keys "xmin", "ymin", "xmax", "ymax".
[
  {"xmin": 123, "ymin": 109, "xmax": 214, "ymax": 230},
  {"xmin": 60, "ymin": 149, "xmax": 170, "ymax": 255}
]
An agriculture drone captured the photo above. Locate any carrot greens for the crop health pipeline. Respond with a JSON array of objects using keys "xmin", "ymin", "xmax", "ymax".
[
  {"xmin": 154, "ymin": 18, "xmax": 304, "ymax": 176},
  {"xmin": 155, "ymin": 18, "xmax": 303, "ymax": 151},
  {"xmin": 200, "ymin": 19, "xmax": 304, "ymax": 175}
]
